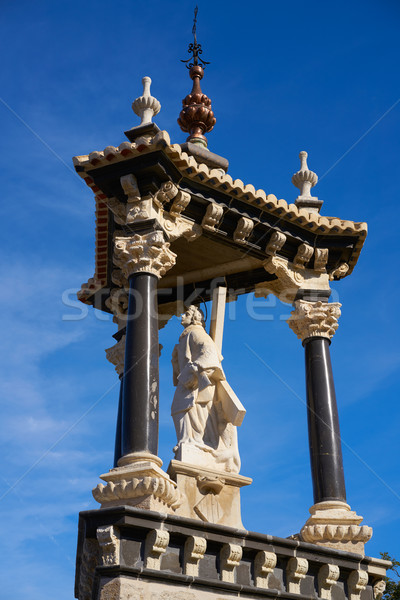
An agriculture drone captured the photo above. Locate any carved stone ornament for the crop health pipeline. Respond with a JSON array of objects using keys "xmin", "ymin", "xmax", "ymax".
[
  {"xmin": 111, "ymin": 268, "xmax": 128, "ymax": 289},
  {"xmin": 294, "ymin": 243, "xmax": 314, "ymax": 268},
  {"xmin": 265, "ymin": 231, "xmax": 286, "ymax": 255},
  {"xmin": 220, "ymin": 543, "xmax": 243, "ymax": 583},
  {"xmin": 318, "ymin": 564, "xmax": 340, "ymax": 600},
  {"xmin": 105, "ymin": 335, "xmax": 126, "ymax": 377},
  {"xmin": 287, "ymin": 557, "xmax": 309, "ymax": 594},
  {"xmin": 292, "ymin": 150, "xmax": 323, "ymax": 213},
  {"xmin": 170, "ymin": 189, "xmax": 191, "ymax": 217},
  {"xmin": 348, "ymin": 570, "xmax": 369, "ymax": 600},
  {"xmin": 202, "ymin": 202, "xmax": 224, "ymax": 231},
  {"xmin": 329, "ymin": 262, "xmax": 350, "ymax": 281},
  {"xmin": 315, "ymin": 248, "xmax": 329, "ymax": 272},
  {"xmin": 287, "ymin": 300, "xmax": 341, "ymax": 343},
  {"xmin": 77, "ymin": 538, "xmax": 100, "ymax": 600},
  {"xmin": 144, "ymin": 529, "xmax": 169, "ymax": 570},
  {"xmin": 183, "ymin": 535, "xmax": 207, "ymax": 576},
  {"xmin": 258, "ymin": 255, "xmax": 331, "ymax": 303},
  {"xmin": 300, "ymin": 500, "xmax": 373, "ymax": 553},
  {"xmin": 254, "ymin": 551, "xmax": 277, "ymax": 589},
  {"xmin": 96, "ymin": 525, "xmax": 120, "ymax": 566},
  {"xmin": 233, "ymin": 216, "xmax": 254, "ymax": 244},
  {"xmin": 113, "ymin": 230, "xmax": 177, "ymax": 279},
  {"xmin": 154, "ymin": 180, "xmax": 179, "ymax": 208},
  {"xmin": 105, "ymin": 288, "xmax": 129, "ymax": 323},
  {"xmin": 374, "ymin": 579, "xmax": 386, "ymax": 600}
]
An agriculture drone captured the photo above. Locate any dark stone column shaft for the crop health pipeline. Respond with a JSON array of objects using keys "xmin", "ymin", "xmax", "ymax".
[
  {"xmin": 113, "ymin": 379, "xmax": 123, "ymax": 468},
  {"xmin": 121, "ymin": 272, "xmax": 159, "ymax": 460},
  {"xmin": 304, "ymin": 336, "xmax": 347, "ymax": 504}
]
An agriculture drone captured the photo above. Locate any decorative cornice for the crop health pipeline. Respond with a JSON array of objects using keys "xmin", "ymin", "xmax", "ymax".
[
  {"xmin": 113, "ymin": 230, "xmax": 176, "ymax": 279},
  {"xmin": 287, "ymin": 300, "xmax": 341, "ymax": 342}
]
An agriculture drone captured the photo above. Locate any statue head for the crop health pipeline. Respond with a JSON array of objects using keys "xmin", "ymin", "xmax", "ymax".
[{"xmin": 181, "ymin": 305, "xmax": 205, "ymax": 328}]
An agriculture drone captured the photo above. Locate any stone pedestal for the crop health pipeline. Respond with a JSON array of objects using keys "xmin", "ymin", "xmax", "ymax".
[
  {"xmin": 168, "ymin": 460, "xmax": 252, "ymax": 529},
  {"xmin": 301, "ymin": 500, "xmax": 373, "ymax": 554},
  {"xmin": 93, "ymin": 453, "xmax": 182, "ymax": 513}
]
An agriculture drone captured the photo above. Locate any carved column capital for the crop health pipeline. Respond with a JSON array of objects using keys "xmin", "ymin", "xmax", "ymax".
[
  {"xmin": 113, "ymin": 230, "xmax": 176, "ymax": 279},
  {"xmin": 287, "ymin": 300, "xmax": 341, "ymax": 343}
]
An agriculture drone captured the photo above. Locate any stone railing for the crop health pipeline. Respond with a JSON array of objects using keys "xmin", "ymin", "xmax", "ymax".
[{"xmin": 75, "ymin": 506, "xmax": 389, "ymax": 600}]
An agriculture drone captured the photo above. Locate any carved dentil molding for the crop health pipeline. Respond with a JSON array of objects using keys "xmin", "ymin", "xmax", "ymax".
[
  {"xmin": 287, "ymin": 300, "xmax": 341, "ymax": 342},
  {"xmin": 105, "ymin": 335, "xmax": 126, "ymax": 377},
  {"xmin": 113, "ymin": 230, "xmax": 176, "ymax": 279}
]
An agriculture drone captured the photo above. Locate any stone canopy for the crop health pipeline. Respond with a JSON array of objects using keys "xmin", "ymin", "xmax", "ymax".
[{"xmin": 73, "ymin": 129, "xmax": 367, "ymax": 316}]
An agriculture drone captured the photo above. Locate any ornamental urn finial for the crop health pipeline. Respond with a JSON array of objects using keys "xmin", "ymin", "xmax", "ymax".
[
  {"xmin": 178, "ymin": 6, "xmax": 216, "ymax": 149},
  {"xmin": 292, "ymin": 151, "xmax": 323, "ymax": 214},
  {"xmin": 132, "ymin": 76, "xmax": 161, "ymax": 126}
]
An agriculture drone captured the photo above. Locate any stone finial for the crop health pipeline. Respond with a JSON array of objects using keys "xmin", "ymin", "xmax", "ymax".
[
  {"xmin": 292, "ymin": 151, "xmax": 323, "ymax": 214},
  {"xmin": 132, "ymin": 76, "xmax": 161, "ymax": 126}
]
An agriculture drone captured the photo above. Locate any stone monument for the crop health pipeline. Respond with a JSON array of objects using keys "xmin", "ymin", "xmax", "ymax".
[{"xmin": 73, "ymin": 9, "xmax": 390, "ymax": 600}]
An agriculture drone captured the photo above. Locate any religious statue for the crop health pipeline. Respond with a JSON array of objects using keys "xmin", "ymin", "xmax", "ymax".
[{"xmin": 171, "ymin": 305, "xmax": 241, "ymax": 473}]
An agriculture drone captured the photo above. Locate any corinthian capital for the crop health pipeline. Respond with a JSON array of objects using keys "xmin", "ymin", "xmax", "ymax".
[
  {"xmin": 287, "ymin": 300, "xmax": 341, "ymax": 343},
  {"xmin": 113, "ymin": 230, "xmax": 176, "ymax": 279}
]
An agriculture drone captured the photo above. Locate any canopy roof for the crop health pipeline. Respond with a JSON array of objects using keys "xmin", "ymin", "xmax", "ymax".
[{"xmin": 73, "ymin": 130, "xmax": 367, "ymax": 313}]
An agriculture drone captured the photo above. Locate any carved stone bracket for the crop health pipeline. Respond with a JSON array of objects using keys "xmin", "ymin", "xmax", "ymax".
[
  {"xmin": 265, "ymin": 231, "xmax": 286, "ymax": 255},
  {"xmin": 254, "ymin": 551, "xmax": 277, "ymax": 589},
  {"xmin": 202, "ymin": 202, "xmax": 224, "ymax": 231},
  {"xmin": 220, "ymin": 543, "xmax": 243, "ymax": 583},
  {"xmin": 318, "ymin": 564, "xmax": 340, "ymax": 600},
  {"xmin": 258, "ymin": 255, "xmax": 331, "ymax": 303},
  {"xmin": 287, "ymin": 300, "xmax": 341, "ymax": 343},
  {"xmin": 96, "ymin": 525, "xmax": 120, "ymax": 566},
  {"xmin": 348, "ymin": 570, "xmax": 369, "ymax": 600},
  {"xmin": 287, "ymin": 557, "xmax": 309, "ymax": 594},
  {"xmin": 144, "ymin": 529, "xmax": 170, "ymax": 570},
  {"xmin": 294, "ymin": 243, "xmax": 314, "ymax": 268},
  {"xmin": 315, "ymin": 248, "xmax": 329, "ymax": 273},
  {"xmin": 233, "ymin": 217, "xmax": 254, "ymax": 244},
  {"xmin": 105, "ymin": 335, "xmax": 126, "ymax": 377},
  {"xmin": 170, "ymin": 190, "xmax": 191, "ymax": 217},
  {"xmin": 113, "ymin": 230, "xmax": 176, "ymax": 279},
  {"xmin": 183, "ymin": 536, "xmax": 207, "ymax": 576},
  {"xmin": 154, "ymin": 181, "xmax": 178, "ymax": 208}
]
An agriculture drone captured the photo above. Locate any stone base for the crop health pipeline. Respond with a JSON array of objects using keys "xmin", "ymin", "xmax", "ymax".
[
  {"xmin": 300, "ymin": 500, "xmax": 373, "ymax": 554},
  {"xmin": 92, "ymin": 453, "xmax": 183, "ymax": 512},
  {"xmin": 168, "ymin": 459, "xmax": 252, "ymax": 529}
]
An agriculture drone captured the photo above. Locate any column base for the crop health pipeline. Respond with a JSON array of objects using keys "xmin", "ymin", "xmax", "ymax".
[
  {"xmin": 168, "ymin": 459, "xmax": 252, "ymax": 529},
  {"xmin": 300, "ymin": 500, "xmax": 373, "ymax": 554},
  {"xmin": 92, "ymin": 453, "xmax": 183, "ymax": 512}
]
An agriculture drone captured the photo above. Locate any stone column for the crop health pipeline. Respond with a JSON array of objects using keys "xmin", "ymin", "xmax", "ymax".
[
  {"xmin": 287, "ymin": 299, "xmax": 372, "ymax": 553},
  {"xmin": 113, "ymin": 229, "xmax": 176, "ymax": 464},
  {"xmin": 105, "ymin": 334, "xmax": 126, "ymax": 468},
  {"xmin": 93, "ymin": 228, "xmax": 183, "ymax": 513}
]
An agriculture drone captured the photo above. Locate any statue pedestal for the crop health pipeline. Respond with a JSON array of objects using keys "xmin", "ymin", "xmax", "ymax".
[{"xmin": 168, "ymin": 459, "xmax": 252, "ymax": 529}]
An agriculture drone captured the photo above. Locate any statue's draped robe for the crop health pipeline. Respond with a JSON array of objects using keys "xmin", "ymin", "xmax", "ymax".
[{"xmin": 171, "ymin": 324, "xmax": 224, "ymax": 449}]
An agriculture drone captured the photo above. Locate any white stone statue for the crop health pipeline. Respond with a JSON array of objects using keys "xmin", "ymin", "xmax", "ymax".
[{"xmin": 171, "ymin": 305, "xmax": 241, "ymax": 473}]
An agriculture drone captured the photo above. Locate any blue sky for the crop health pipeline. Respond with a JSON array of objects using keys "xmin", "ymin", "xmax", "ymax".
[{"xmin": 1, "ymin": 1, "xmax": 399, "ymax": 598}]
